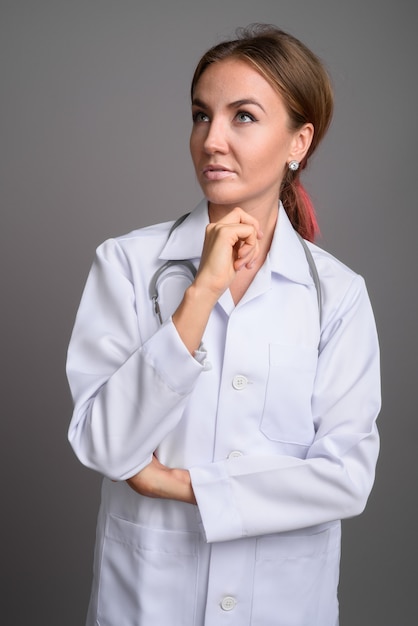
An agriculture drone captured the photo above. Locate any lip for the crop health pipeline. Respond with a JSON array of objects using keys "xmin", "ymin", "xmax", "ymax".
[{"xmin": 202, "ymin": 164, "xmax": 235, "ymax": 181}]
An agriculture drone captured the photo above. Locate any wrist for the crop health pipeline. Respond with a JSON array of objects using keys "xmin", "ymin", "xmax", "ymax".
[
  {"xmin": 184, "ymin": 281, "xmax": 220, "ymax": 311},
  {"xmin": 170, "ymin": 468, "xmax": 196, "ymax": 505},
  {"xmin": 173, "ymin": 283, "xmax": 216, "ymax": 355}
]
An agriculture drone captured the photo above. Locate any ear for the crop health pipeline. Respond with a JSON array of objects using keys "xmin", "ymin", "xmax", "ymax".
[{"xmin": 288, "ymin": 123, "xmax": 314, "ymax": 164}]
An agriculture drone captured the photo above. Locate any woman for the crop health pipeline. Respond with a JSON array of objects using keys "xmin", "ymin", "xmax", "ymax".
[{"xmin": 67, "ymin": 25, "xmax": 380, "ymax": 626}]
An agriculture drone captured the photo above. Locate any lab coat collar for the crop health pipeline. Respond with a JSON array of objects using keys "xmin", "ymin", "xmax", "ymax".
[
  {"xmin": 269, "ymin": 203, "xmax": 315, "ymax": 287},
  {"xmin": 159, "ymin": 198, "xmax": 209, "ymax": 261},
  {"xmin": 159, "ymin": 199, "xmax": 314, "ymax": 287}
]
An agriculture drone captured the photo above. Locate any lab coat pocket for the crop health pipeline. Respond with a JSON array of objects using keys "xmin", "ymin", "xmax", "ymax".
[
  {"xmin": 97, "ymin": 515, "xmax": 199, "ymax": 626},
  {"xmin": 253, "ymin": 524, "xmax": 340, "ymax": 626},
  {"xmin": 260, "ymin": 344, "xmax": 317, "ymax": 446}
]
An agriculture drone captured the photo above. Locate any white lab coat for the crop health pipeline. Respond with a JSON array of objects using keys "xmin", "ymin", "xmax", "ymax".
[{"xmin": 67, "ymin": 199, "xmax": 380, "ymax": 626}]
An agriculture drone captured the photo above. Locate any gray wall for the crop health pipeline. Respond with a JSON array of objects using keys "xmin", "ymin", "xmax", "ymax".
[{"xmin": 2, "ymin": 1, "xmax": 417, "ymax": 624}]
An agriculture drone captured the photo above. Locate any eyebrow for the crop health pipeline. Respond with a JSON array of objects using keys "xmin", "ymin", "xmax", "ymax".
[{"xmin": 192, "ymin": 97, "xmax": 266, "ymax": 113}]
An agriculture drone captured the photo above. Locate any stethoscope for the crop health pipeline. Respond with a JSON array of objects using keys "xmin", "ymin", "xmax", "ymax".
[
  {"xmin": 149, "ymin": 213, "xmax": 197, "ymax": 325},
  {"xmin": 149, "ymin": 214, "xmax": 322, "ymax": 326},
  {"xmin": 149, "ymin": 258, "xmax": 197, "ymax": 325}
]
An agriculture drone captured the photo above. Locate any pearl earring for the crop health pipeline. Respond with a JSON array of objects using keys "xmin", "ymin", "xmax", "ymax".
[{"xmin": 288, "ymin": 160, "xmax": 299, "ymax": 171}]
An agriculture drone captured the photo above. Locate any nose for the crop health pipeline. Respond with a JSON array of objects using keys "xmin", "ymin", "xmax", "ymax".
[{"xmin": 203, "ymin": 118, "xmax": 229, "ymax": 155}]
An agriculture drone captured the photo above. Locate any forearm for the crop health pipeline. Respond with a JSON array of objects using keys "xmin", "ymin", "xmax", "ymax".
[
  {"xmin": 68, "ymin": 320, "xmax": 203, "ymax": 480},
  {"xmin": 190, "ymin": 424, "xmax": 379, "ymax": 542},
  {"xmin": 172, "ymin": 283, "xmax": 218, "ymax": 355}
]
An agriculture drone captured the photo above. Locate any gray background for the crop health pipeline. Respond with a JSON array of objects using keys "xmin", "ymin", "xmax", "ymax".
[{"xmin": 1, "ymin": 0, "xmax": 417, "ymax": 624}]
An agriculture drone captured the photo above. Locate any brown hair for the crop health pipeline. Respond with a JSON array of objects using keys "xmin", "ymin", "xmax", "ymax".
[{"xmin": 191, "ymin": 24, "xmax": 334, "ymax": 241}]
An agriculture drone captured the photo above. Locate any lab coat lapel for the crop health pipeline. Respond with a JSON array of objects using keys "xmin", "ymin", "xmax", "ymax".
[
  {"xmin": 268, "ymin": 205, "xmax": 315, "ymax": 287},
  {"xmin": 236, "ymin": 205, "xmax": 315, "ymax": 309},
  {"xmin": 159, "ymin": 198, "xmax": 209, "ymax": 262}
]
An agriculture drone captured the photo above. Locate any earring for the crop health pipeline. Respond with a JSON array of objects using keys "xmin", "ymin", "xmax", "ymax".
[{"xmin": 288, "ymin": 160, "xmax": 299, "ymax": 171}]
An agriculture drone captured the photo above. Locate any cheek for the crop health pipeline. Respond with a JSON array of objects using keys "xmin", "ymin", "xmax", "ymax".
[
  {"xmin": 250, "ymin": 130, "xmax": 283, "ymax": 158},
  {"xmin": 246, "ymin": 158, "xmax": 286, "ymax": 193},
  {"xmin": 246, "ymin": 143, "xmax": 285, "ymax": 178},
  {"xmin": 254, "ymin": 134, "xmax": 291, "ymax": 174}
]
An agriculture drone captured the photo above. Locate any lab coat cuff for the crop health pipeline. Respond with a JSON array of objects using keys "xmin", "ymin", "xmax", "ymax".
[
  {"xmin": 190, "ymin": 462, "xmax": 244, "ymax": 543},
  {"xmin": 193, "ymin": 342, "xmax": 213, "ymax": 371},
  {"xmin": 141, "ymin": 318, "xmax": 203, "ymax": 395}
]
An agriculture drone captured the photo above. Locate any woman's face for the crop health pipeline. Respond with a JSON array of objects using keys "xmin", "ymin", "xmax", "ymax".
[{"xmin": 190, "ymin": 58, "xmax": 311, "ymax": 217}]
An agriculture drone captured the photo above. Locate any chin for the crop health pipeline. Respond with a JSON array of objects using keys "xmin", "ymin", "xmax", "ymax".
[{"xmin": 203, "ymin": 189, "xmax": 245, "ymax": 208}]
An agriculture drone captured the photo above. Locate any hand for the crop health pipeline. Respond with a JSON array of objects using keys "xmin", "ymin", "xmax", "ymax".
[
  {"xmin": 172, "ymin": 207, "xmax": 263, "ymax": 354},
  {"xmin": 195, "ymin": 207, "xmax": 263, "ymax": 300},
  {"xmin": 126, "ymin": 454, "xmax": 196, "ymax": 504}
]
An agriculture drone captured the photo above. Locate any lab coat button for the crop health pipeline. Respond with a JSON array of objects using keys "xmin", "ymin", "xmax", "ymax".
[
  {"xmin": 220, "ymin": 596, "xmax": 237, "ymax": 611},
  {"xmin": 228, "ymin": 450, "xmax": 243, "ymax": 459},
  {"xmin": 202, "ymin": 359, "xmax": 212, "ymax": 371},
  {"xmin": 232, "ymin": 375, "xmax": 247, "ymax": 390}
]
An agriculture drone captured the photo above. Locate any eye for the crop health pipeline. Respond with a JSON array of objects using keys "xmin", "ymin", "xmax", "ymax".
[
  {"xmin": 236, "ymin": 111, "xmax": 256, "ymax": 123},
  {"xmin": 192, "ymin": 110, "xmax": 210, "ymax": 123}
]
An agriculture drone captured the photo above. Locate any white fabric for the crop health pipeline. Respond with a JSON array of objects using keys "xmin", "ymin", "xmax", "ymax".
[{"xmin": 67, "ymin": 199, "xmax": 380, "ymax": 626}]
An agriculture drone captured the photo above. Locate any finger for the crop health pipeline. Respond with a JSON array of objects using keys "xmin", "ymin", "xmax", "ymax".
[
  {"xmin": 205, "ymin": 222, "xmax": 258, "ymax": 261},
  {"xmin": 218, "ymin": 207, "xmax": 263, "ymax": 239},
  {"xmin": 229, "ymin": 221, "xmax": 260, "ymax": 246},
  {"xmin": 236, "ymin": 241, "xmax": 256, "ymax": 262},
  {"xmin": 234, "ymin": 240, "xmax": 260, "ymax": 271},
  {"xmin": 235, "ymin": 225, "xmax": 260, "ymax": 256}
]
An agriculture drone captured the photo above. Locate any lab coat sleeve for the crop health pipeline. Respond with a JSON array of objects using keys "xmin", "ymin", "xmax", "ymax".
[
  {"xmin": 66, "ymin": 239, "xmax": 203, "ymax": 480},
  {"xmin": 190, "ymin": 274, "xmax": 381, "ymax": 542}
]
